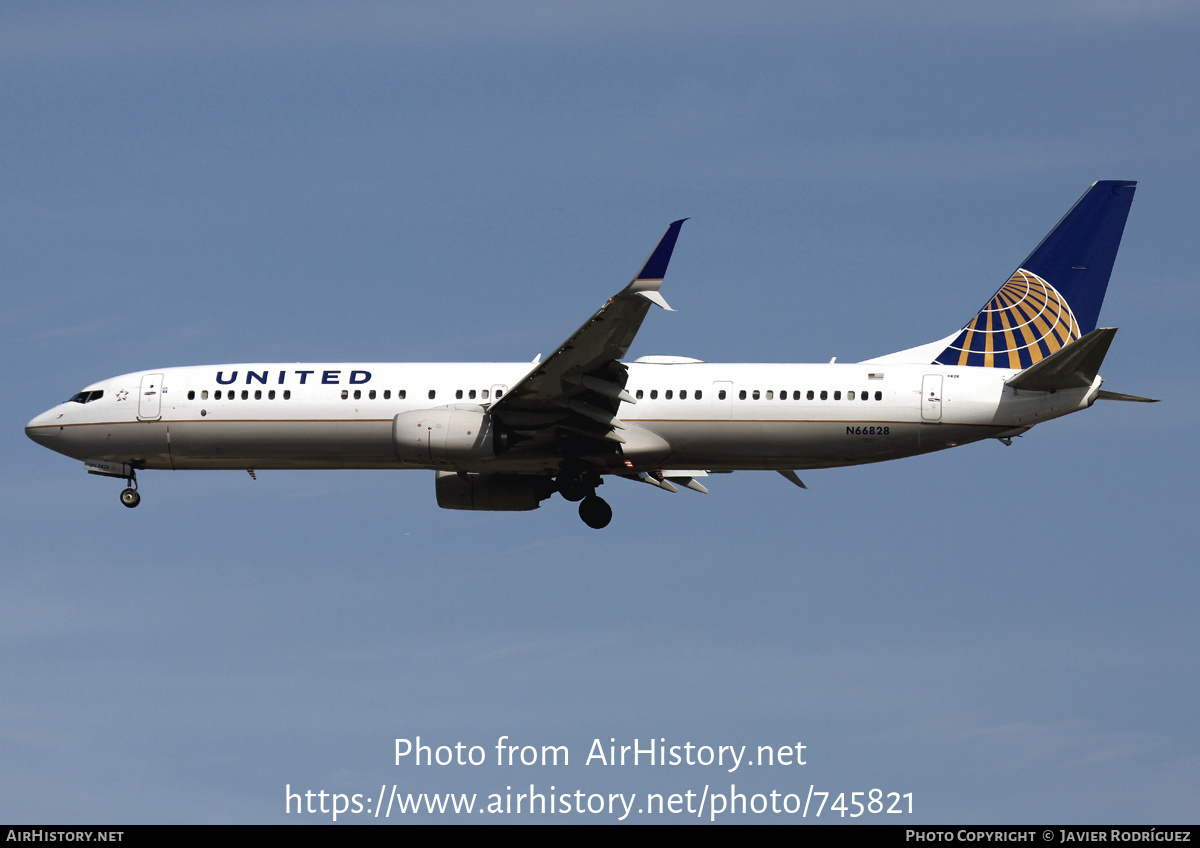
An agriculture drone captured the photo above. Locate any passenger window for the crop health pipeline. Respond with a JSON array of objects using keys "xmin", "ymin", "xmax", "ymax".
[
  {"xmin": 861, "ymin": 392, "xmax": 868, "ymax": 401},
  {"xmin": 765, "ymin": 390, "xmax": 774, "ymax": 400},
  {"xmin": 284, "ymin": 390, "xmax": 291, "ymax": 400},
  {"xmin": 739, "ymin": 390, "xmax": 746, "ymax": 400},
  {"xmin": 456, "ymin": 389, "xmax": 463, "ymax": 399},
  {"xmin": 187, "ymin": 390, "xmax": 195, "ymax": 400},
  {"xmin": 807, "ymin": 390, "xmax": 814, "ymax": 400},
  {"xmin": 820, "ymin": 390, "xmax": 828, "ymax": 400},
  {"xmin": 369, "ymin": 390, "xmax": 376, "ymax": 400},
  {"xmin": 636, "ymin": 389, "xmax": 644, "ymax": 399},
  {"xmin": 695, "ymin": 390, "xmax": 702, "ymax": 399},
  {"xmin": 241, "ymin": 390, "xmax": 248, "ymax": 400},
  {"xmin": 875, "ymin": 391, "xmax": 882, "ymax": 401},
  {"xmin": 399, "ymin": 390, "xmax": 406, "ymax": 399},
  {"xmin": 847, "ymin": 391, "xmax": 855, "ymax": 400},
  {"xmin": 269, "ymin": 390, "xmax": 276, "ymax": 399},
  {"xmin": 665, "ymin": 390, "xmax": 673, "ymax": 399},
  {"xmin": 384, "ymin": 390, "xmax": 391, "ymax": 399},
  {"xmin": 650, "ymin": 390, "xmax": 658, "ymax": 399},
  {"xmin": 481, "ymin": 390, "xmax": 489, "ymax": 400},
  {"xmin": 342, "ymin": 390, "xmax": 349, "ymax": 399},
  {"xmin": 495, "ymin": 389, "xmax": 503, "ymax": 398},
  {"xmin": 255, "ymin": 390, "xmax": 262, "ymax": 400},
  {"xmin": 717, "ymin": 390, "xmax": 725, "ymax": 400},
  {"xmin": 201, "ymin": 390, "xmax": 209, "ymax": 400},
  {"xmin": 834, "ymin": 391, "xmax": 841, "ymax": 400},
  {"xmin": 428, "ymin": 390, "xmax": 436, "ymax": 400},
  {"xmin": 469, "ymin": 389, "xmax": 476, "ymax": 399},
  {"xmin": 215, "ymin": 390, "xmax": 222, "ymax": 400},
  {"xmin": 354, "ymin": 389, "xmax": 361, "ymax": 400},
  {"xmin": 752, "ymin": 390, "xmax": 760, "ymax": 400},
  {"xmin": 680, "ymin": 390, "xmax": 687, "ymax": 400}
]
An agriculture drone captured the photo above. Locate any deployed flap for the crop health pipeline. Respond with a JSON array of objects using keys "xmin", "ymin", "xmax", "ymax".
[
  {"xmin": 490, "ymin": 220, "xmax": 687, "ymax": 450},
  {"xmin": 1005, "ymin": 327, "xmax": 1117, "ymax": 392}
]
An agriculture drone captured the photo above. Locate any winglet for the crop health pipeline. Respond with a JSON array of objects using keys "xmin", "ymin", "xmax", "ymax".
[
  {"xmin": 624, "ymin": 219, "xmax": 688, "ymax": 309},
  {"xmin": 634, "ymin": 218, "xmax": 688, "ymax": 282}
]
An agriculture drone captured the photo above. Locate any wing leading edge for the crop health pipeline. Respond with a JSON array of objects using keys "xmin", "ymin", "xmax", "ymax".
[{"xmin": 489, "ymin": 219, "xmax": 688, "ymax": 461}]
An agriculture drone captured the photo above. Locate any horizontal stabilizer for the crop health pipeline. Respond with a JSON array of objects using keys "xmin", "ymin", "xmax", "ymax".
[
  {"xmin": 1005, "ymin": 327, "xmax": 1116, "ymax": 392},
  {"xmin": 1097, "ymin": 389, "xmax": 1160, "ymax": 403}
]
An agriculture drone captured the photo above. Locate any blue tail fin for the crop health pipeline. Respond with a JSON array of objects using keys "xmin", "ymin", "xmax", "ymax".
[{"xmin": 934, "ymin": 180, "xmax": 1137, "ymax": 369}]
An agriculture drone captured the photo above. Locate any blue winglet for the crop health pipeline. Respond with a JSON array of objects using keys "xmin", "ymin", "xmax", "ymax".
[{"xmin": 635, "ymin": 218, "xmax": 689, "ymax": 281}]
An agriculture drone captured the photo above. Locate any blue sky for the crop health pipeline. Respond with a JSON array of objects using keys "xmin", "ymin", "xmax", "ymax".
[{"xmin": 3, "ymin": 1, "xmax": 1198, "ymax": 823}]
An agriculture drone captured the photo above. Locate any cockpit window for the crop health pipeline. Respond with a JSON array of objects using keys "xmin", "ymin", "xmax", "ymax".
[{"xmin": 67, "ymin": 390, "xmax": 104, "ymax": 404}]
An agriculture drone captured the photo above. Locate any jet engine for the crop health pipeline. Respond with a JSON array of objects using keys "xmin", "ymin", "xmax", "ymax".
[
  {"xmin": 434, "ymin": 471, "xmax": 554, "ymax": 511},
  {"xmin": 393, "ymin": 408, "xmax": 496, "ymax": 465}
]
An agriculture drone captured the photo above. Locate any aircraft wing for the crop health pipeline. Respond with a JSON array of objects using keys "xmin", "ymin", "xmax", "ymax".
[{"xmin": 489, "ymin": 219, "xmax": 687, "ymax": 454}]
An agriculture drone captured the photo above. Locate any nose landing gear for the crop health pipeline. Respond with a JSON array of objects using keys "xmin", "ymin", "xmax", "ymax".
[
  {"xmin": 119, "ymin": 466, "xmax": 140, "ymax": 508},
  {"xmin": 82, "ymin": 460, "xmax": 144, "ymax": 508}
]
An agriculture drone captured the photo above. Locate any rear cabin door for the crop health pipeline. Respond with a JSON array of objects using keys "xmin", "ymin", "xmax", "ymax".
[{"xmin": 921, "ymin": 374, "xmax": 943, "ymax": 422}]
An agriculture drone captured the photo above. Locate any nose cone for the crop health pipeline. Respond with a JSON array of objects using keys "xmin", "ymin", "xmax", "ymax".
[{"xmin": 26, "ymin": 409, "xmax": 63, "ymax": 444}]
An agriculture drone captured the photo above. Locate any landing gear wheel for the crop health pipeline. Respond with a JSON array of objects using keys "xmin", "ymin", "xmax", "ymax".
[
  {"xmin": 120, "ymin": 488, "xmax": 141, "ymax": 508},
  {"xmin": 559, "ymin": 481, "xmax": 589, "ymax": 502},
  {"xmin": 578, "ymin": 495, "xmax": 612, "ymax": 529},
  {"xmin": 558, "ymin": 468, "xmax": 601, "ymax": 503}
]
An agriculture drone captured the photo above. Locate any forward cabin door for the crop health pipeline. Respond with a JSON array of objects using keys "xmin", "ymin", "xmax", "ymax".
[
  {"xmin": 138, "ymin": 373, "xmax": 164, "ymax": 421},
  {"xmin": 921, "ymin": 374, "xmax": 943, "ymax": 422}
]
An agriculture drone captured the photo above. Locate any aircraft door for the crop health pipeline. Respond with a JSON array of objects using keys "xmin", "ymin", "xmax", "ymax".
[
  {"xmin": 490, "ymin": 383, "xmax": 508, "ymax": 401},
  {"xmin": 713, "ymin": 381, "xmax": 733, "ymax": 419},
  {"xmin": 138, "ymin": 373, "xmax": 164, "ymax": 421},
  {"xmin": 921, "ymin": 374, "xmax": 943, "ymax": 422}
]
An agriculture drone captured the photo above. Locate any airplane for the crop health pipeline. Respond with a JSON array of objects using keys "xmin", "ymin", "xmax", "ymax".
[{"xmin": 26, "ymin": 180, "xmax": 1155, "ymax": 529}]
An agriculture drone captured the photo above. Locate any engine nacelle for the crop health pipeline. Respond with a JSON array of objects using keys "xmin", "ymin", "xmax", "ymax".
[
  {"xmin": 435, "ymin": 471, "xmax": 553, "ymax": 511},
  {"xmin": 393, "ymin": 407, "xmax": 495, "ymax": 465}
]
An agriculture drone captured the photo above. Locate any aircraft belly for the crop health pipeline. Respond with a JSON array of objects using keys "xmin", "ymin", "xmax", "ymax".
[
  {"xmin": 639, "ymin": 419, "xmax": 1000, "ymax": 470},
  {"xmin": 166, "ymin": 419, "xmax": 395, "ymax": 468},
  {"xmin": 49, "ymin": 418, "xmax": 397, "ymax": 470},
  {"xmin": 51, "ymin": 421, "xmax": 171, "ymax": 466}
]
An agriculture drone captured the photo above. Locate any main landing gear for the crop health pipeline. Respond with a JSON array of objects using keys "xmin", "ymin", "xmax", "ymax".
[
  {"xmin": 557, "ymin": 466, "xmax": 612, "ymax": 529},
  {"xmin": 578, "ymin": 495, "xmax": 612, "ymax": 529}
]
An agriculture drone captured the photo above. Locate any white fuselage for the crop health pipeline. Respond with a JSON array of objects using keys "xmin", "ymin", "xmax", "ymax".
[{"xmin": 25, "ymin": 359, "xmax": 1099, "ymax": 474}]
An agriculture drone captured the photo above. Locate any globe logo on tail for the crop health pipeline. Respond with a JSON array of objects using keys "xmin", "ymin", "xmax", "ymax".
[{"xmin": 934, "ymin": 269, "xmax": 1081, "ymax": 369}]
